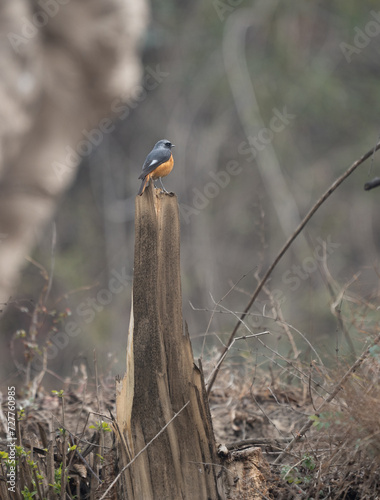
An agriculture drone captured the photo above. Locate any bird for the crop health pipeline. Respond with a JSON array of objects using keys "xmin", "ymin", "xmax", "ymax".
[{"xmin": 137, "ymin": 139, "xmax": 175, "ymax": 196}]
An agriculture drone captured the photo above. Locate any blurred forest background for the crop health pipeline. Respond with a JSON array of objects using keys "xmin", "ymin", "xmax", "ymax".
[{"xmin": 1, "ymin": 1, "xmax": 380, "ymax": 390}]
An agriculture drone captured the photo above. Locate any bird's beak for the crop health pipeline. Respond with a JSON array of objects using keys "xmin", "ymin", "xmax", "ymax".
[{"xmin": 172, "ymin": 144, "xmax": 175, "ymax": 147}]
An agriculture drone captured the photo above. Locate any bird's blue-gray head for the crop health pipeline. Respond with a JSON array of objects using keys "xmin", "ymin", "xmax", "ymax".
[{"xmin": 155, "ymin": 139, "xmax": 175, "ymax": 149}]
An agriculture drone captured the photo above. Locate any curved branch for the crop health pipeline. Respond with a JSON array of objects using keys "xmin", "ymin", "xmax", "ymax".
[{"xmin": 206, "ymin": 141, "xmax": 380, "ymax": 395}]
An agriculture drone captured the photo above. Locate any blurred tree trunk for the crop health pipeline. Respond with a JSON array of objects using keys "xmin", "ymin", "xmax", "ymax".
[
  {"xmin": 115, "ymin": 184, "xmax": 223, "ymax": 499},
  {"xmin": 0, "ymin": 0, "xmax": 148, "ymax": 303}
]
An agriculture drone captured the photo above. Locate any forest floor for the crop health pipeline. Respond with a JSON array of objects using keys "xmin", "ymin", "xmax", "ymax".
[
  {"xmin": 208, "ymin": 359, "xmax": 380, "ymax": 499},
  {"xmin": 1, "ymin": 356, "xmax": 380, "ymax": 499}
]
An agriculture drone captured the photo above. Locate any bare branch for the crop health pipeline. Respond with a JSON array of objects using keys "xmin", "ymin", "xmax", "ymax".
[{"xmin": 207, "ymin": 141, "xmax": 380, "ymax": 394}]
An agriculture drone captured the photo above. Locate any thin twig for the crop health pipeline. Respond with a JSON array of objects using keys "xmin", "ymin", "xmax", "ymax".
[
  {"xmin": 251, "ymin": 391, "xmax": 285, "ymax": 437},
  {"xmin": 274, "ymin": 318, "xmax": 324, "ymax": 367},
  {"xmin": 330, "ymin": 272, "xmax": 360, "ymax": 358},
  {"xmin": 200, "ymin": 270, "xmax": 254, "ymax": 359},
  {"xmin": 308, "ymin": 366, "xmax": 317, "ymax": 413},
  {"xmin": 94, "ymin": 349, "xmax": 101, "ymax": 414},
  {"xmin": 60, "ymin": 431, "xmax": 67, "ymax": 500},
  {"xmin": 49, "ymin": 412, "xmax": 101, "ymax": 483},
  {"xmin": 259, "ymin": 277, "xmax": 299, "ymax": 359},
  {"xmin": 207, "ymin": 141, "xmax": 380, "ymax": 394},
  {"xmin": 44, "ymin": 222, "xmax": 56, "ymax": 307},
  {"xmin": 205, "ymin": 297, "xmax": 270, "ymax": 388},
  {"xmin": 205, "ymin": 302, "xmax": 328, "ymax": 396},
  {"xmin": 317, "ymin": 238, "xmax": 354, "ymax": 359}
]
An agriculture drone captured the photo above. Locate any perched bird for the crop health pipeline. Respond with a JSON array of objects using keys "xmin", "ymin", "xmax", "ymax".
[{"xmin": 137, "ymin": 139, "xmax": 175, "ymax": 196}]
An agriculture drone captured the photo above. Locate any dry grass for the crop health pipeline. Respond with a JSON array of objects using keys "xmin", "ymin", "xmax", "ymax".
[
  {"xmin": 0, "ymin": 382, "xmax": 116, "ymax": 499},
  {"xmin": 205, "ymin": 338, "xmax": 380, "ymax": 499}
]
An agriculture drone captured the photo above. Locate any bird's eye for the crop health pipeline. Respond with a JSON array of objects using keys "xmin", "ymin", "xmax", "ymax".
[{"xmin": 166, "ymin": 142, "xmax": 171, "ymax": 147}]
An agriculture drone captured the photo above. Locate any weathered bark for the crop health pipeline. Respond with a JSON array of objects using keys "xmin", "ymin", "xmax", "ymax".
[
  {"xmin": 116, "ymin": 183, "xmax": 223, "ymax": 499},
  {"xmin": 222, "ymin": 447, "xmax": 270, "ymax": 500}
]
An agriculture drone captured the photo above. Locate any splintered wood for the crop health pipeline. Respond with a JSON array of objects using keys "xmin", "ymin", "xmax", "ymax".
[{"xmin": 115, "ymin": 184, "xmax": 222, "ymax": 499}]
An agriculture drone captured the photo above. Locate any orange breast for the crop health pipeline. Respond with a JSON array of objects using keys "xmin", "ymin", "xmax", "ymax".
[{"xmin": 151, "ymin": 155, "xmax": 174, "ymax": 179}]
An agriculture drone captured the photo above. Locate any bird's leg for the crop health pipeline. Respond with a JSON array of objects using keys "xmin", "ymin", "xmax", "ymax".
[{"xmin": 159, "ymin": 177, "xmax": 169, "ymax": 193}]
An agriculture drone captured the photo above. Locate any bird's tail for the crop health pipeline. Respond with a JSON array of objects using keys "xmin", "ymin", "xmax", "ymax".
[{"xmin": 137, "ymin": 175, "xmax": 150, "ymax": 196}]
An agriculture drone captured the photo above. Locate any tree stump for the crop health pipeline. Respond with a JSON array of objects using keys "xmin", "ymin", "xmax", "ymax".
[{"xmin": 115, "ymin": 184, "xmax": 222, "ymax": 499}]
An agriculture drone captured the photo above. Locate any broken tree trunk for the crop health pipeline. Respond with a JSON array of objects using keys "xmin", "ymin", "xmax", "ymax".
[{"xmin": 115, "ymin": 183, "xmax": 223, "ymax": 499}]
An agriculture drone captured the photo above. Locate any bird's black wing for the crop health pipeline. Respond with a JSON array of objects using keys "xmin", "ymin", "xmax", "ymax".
[{"xmin": 138, "ymin": 148, "xmax": 171, "ymax": 179}]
